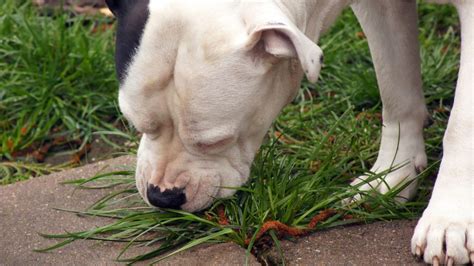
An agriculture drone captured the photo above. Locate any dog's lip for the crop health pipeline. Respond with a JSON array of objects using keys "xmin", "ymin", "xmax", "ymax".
[
  {"xmin": 183, "ymin": 181, "xmax": 200, "ymax": 205},
  {"xmin": 185, "ymin": 173, "xmax": 219, "ymax": 203},
  {"xmin": 180, "ymin": 180, "xmax": 220, "ymax": 212},
  {"xmin": 186, "ymin": 197, "xmax": 217, "ymax": 212}
]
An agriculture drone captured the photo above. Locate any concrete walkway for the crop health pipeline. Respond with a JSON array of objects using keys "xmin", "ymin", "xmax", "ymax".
[
  {"xmin": 0, "ymin": 156, "xmax": 423, "ymax": 265},
  {"xmin": 265, "ymin": 220, "xmax": 422, "ymax": 265}
]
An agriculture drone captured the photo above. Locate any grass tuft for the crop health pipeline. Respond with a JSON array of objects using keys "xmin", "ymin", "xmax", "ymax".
[
  {"xmin": 0, "ymin": 0, "xmax": 130, "ymax": 182},
  {"xmin": 36, "ymin": 139, "xmax": 433, "ymax": 264}
]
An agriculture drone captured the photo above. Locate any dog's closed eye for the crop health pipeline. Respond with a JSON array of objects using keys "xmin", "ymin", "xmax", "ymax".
[{"xmin": 195, "ymin": 137, "xmax": 234, "ymax": 152}]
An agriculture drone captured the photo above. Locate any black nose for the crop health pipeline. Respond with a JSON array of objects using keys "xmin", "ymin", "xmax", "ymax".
[{"xmin": 147, "ymin": 185, "xmax": 186, "ymax": 209}]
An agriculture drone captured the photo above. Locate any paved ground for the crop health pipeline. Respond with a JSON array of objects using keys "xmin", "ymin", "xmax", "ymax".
[
  {"xmin": 264, "ymin": 220, "xmax": 423, "ymax": 265},
  {"xmin": 0, "ymin": 156, "xmax": 424, "ymax": 265},
  {"xmin": 0, "ymin": 156, "xmax": 258, "ymax": 265}
]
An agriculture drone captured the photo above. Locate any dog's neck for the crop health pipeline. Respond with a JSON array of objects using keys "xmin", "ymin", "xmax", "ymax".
[{"xmin": 275, "ymin": 0, "xmax": 351, "ymax": 42}]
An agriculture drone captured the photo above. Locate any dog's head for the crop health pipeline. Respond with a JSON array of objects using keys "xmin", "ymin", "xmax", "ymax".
[{"xmin": 106, "ymin": 0, "xmax": 323, "ymax": 211}]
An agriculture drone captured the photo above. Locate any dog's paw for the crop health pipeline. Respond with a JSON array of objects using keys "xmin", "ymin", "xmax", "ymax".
[
  {"xmin": 411, "ymin": 209, "xmax": 473, "ymax": 265},
  {"xmin": 343, "ymin": 149, "xmax": 426, "ymax": 205},
  {"xmin": 411, "ymin": 170, "xmax": 474, "ymax": 265},
  {"xmin": 343, "ymin": 120, "xmax": 427, "ymax": 204},
  {"xmin": 345, "ymin": 163, "xmax": 420, "ymax": 204}
]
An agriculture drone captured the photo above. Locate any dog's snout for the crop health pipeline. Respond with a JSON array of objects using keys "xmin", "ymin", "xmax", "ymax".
[{"xmin": 147, "ymin": 185, "xmax": 186, "ymax": 209}]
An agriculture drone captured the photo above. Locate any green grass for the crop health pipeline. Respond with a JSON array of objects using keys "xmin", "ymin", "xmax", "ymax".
[
  {"xmin": 0, "ymin": 0, "xmax": 461, "ymax": 264},
  {"xmin": 0, "ymin": 0, "xmax": 133, "ymax": 182}
]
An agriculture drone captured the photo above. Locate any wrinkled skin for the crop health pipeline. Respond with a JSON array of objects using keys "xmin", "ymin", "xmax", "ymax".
[{"xmin": 115, "ymin": 1, "xmax": 325, "ymax": 211}]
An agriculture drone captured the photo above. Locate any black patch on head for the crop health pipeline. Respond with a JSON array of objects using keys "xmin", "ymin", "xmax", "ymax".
[{"xmin": 106, "ymin": 0, "xmax": 150, "ymax": 83}]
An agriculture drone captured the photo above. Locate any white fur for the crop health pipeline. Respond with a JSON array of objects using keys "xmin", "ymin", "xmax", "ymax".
[
  {"xmin": 347, "ymin": 1, "xmax": 473, "ymax": 264},
  {"xmin": 121, "ymin": 0, "xmax": 332, "ymax": 211},
  {"xmin": 119, "ymin": 0, "xmax": 473, "ymax": 263},
  {"xmin": 411, "ymin": 1, "xmax": 474, "ymax": 265},
  {"xmin": 348, "ymin": 0, "xmax": 428, "ymax": 204}
]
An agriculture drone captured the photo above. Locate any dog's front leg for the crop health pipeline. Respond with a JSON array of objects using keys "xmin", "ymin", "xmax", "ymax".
[
  {"xmin": 412, "ymin": 2, "xmax": 474, "ymax": 264},
  {"xmin": 349, "ymin": 0, "xmax": 428, "ymax": 202}
]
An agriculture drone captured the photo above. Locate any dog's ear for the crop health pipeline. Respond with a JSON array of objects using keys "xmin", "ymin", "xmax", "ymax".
[
  {"xmin": 246, "ymin": 24, "xmax": 323, "ymax": 83},
  {"xmin": 242, "ymin": 5, "xmax": 323, "ymax": 83}
]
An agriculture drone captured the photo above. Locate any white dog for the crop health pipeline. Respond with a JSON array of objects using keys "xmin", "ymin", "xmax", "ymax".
[{"xmin": 105, "ymin": 0, "xmax": 473, "ymax": 264}]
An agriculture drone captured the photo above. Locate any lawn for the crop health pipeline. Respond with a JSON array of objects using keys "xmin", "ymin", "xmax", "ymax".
[
  {"xmin": 0, "ymin": 0, "xmax": 135, "ymax": 184},
  {"xmin": 1, "ymin": 0, "xmax": 460, "ymax": 264}
]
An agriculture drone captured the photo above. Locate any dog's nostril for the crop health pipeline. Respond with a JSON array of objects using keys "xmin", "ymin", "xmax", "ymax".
[
  {"xmin": 147, "ymin": 185, "xmax": 186, "ymax": 209},
  {"xmin": 320, "ymin": 54, "xmax": 324, "ymax": 64}
]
